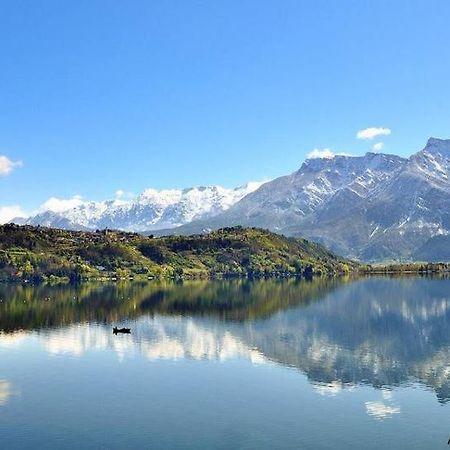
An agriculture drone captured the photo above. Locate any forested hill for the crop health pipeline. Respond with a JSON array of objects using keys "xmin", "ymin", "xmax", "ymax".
[{"xmin": 0, "ymin": 224, "xmax": 358, "ymax": 282}]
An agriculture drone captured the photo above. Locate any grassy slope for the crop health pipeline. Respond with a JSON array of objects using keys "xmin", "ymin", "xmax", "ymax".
[{"xmin": 0, "ymin": 224, "xmax": 358, "ymax": 282}]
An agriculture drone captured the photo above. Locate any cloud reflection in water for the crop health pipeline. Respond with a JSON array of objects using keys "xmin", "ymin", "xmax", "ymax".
[{"xmin": 0, "ymin": 379, "xmax": 13, "ymax": 406}]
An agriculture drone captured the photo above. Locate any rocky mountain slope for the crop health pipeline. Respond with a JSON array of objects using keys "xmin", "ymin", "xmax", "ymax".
[{"xmin": 167, "ymin": 138, "xmax": 450, "ymax": 261}]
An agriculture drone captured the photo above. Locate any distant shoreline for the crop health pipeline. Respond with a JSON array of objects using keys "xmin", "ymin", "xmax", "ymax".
[
  {"xmin": 362, "ymin": 263, "xmax": 450, "ymax": 275},
  {"xmin": 2, "ymin": 264, "xmax": 449, "ymax": 286}
]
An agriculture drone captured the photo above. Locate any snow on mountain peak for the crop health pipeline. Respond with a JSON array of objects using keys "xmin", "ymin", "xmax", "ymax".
[
  {"xmin": 139, "ymin": 188, "xmax": 183, "ymax": 206},
  {"xmin": 409, "ymin": 138, "xmax": 450, "ymax": 184},
  {"xmin": 20, "ymin": 181, "xmax": 265, "ymax": 232},
  {"xmin": 425, "ymin": 137, "xmax": 450, "ymax": 150}
]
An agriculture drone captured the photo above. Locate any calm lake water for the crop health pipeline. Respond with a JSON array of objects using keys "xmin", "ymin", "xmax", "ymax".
[{"xmin": 0, "ymin": 277, "xmax": 449, "ymax": 449}]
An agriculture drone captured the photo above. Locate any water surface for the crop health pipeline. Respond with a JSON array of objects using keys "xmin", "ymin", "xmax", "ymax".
[{"xmin": 0, "ymin": 277, "xmax": 449, "ymax": 449}]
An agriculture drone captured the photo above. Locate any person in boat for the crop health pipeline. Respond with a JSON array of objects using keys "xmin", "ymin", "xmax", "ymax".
[{"xmin": 113, "ymin": 327, "xmax": 131, "ymax": 334}]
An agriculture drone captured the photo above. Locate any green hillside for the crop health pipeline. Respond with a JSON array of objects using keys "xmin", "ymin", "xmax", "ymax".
[{"xmin": 0, "ymin": 224, "xmax": 358, "ymax": 282}]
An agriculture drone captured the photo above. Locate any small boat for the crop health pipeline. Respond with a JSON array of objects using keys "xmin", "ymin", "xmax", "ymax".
[{"xmin": 113, "ymin": 327, "xmax": 131, "ymax": 335}]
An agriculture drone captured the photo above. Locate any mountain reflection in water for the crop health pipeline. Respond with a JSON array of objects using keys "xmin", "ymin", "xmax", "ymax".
[{"xmin": 1, "ymin": 277, "xmax": 450, "ymax": 403}]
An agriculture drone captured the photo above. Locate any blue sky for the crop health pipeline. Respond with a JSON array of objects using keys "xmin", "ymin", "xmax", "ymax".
[{"xmin": 1, "ymin": 0, "xmax": 450, "ymax": 219}]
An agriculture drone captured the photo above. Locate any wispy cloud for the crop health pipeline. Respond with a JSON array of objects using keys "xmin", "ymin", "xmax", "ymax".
[
  {"xmin": 372, "ymin": 142, "xmax": 384, "ymax": 152},
  {"xmin": 356, "ymin": 127, "xmax": 391, "ymax": 140},
  {"xmin": 0, "ymin": 205, "xmax": 27, "ymax": 224},
  {"xmin": 115, "ymin": 189, "xmax": 134, "ymax": 200},
  {"xmin": 39, "ymin": 195, "xmax": 85, "ymax": 213},
  {"xmin": 307, "ymin": 148, "xmax": 352, "ymax": 160},
  {"xmin": 0, "ymin": 155, "xmax": 22, "ymax": 176}
]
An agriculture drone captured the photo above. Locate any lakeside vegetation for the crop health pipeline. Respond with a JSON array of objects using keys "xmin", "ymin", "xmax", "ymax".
[
  {"xmin": 362, "ymin": 262, "xmax": 450, "ymax": 274},
  {"xmin": 1, "ymin": 224, "xmax": 448, "ymax": 284},
  {"xmin": 0, "ymin": 224, "xmax": 358, "ymax": 283}
]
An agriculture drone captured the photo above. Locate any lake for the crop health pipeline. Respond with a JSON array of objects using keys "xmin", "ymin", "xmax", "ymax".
[{"xmin": 0, "ymin": 276, "xmax": 449, "ymax": 449}]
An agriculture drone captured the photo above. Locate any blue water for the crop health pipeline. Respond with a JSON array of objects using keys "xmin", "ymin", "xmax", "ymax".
[{"xmin": 0, "ymin": 277, "xmax": 449, "ymax": 449}]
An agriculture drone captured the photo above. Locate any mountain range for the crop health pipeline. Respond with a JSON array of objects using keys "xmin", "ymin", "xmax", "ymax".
[
  {"xmin": 14, "ymin": 137, "xmax": 450, "ymax": 262},
  {"xmin": 14, "ymin": 182, "xmax": 263, "ymax": 232}
]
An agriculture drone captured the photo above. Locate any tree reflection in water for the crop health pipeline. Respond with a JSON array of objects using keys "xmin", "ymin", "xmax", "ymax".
[{"xmin": 1, "ymin": 276, "xmax": 450, "ymax": 403}]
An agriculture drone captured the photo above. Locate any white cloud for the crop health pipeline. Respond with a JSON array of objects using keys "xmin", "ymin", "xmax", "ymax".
[
  {"xmin": 306, "ymin": 148, "xmax": 352, "ymax": 160},
  {"xmin": 307, "ymin": 148, "xmax": 336, "ymax": 159},
  {"xmin": 39, "ymin": 195, "xmax": 84, "ymax": 213},
  {"xmin": 356, "ymin": 127, "xmax": 391, "ymax": 140},
  {"xmin": 0, "ymin": 205, "xmax": 27, "ymax": 224},
  {"xmin": 372, "ymin": 142, "xmax": 384, "ymax": 152},
  {"xmin": 0, "ymin": 156, "xmax": 22, "ymax": 176},
  {"xmin": 115, "ymin": 189, "xmax": 134, "ymax": 200}
]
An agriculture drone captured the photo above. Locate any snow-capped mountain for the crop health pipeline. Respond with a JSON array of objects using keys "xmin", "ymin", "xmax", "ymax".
[
  {"xmin": 169, "ymin": 138, "xmax": 450, "ymax": 261},
  {"xmin": 14, "ymin": 138, "xmax": 450, "ymax": 261},
  {"xmin": 18, "ymin": 182, "xmax": 264, "ymax": 232}
]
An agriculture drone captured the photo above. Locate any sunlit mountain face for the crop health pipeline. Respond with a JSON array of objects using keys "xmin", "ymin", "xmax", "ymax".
[
  {"xmin": 1, "ymin": 277, "xmax": 450, "ymax": 403},
  {"xmin": 166, "ymin": 138, "xmax": 450, "ymax": 261}
]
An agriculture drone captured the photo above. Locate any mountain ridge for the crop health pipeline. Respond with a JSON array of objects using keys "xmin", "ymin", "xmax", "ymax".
[
  {"xmin": 13, "ymin": 137, "xmax": 450, "ymax": 262},
  {"xmin": 14, "ymin": 182, "xmax": 265, "ymax": 232},
  {"xmin": 156, "ymin": 138, "xmax": 450, "ymax": 261}
]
